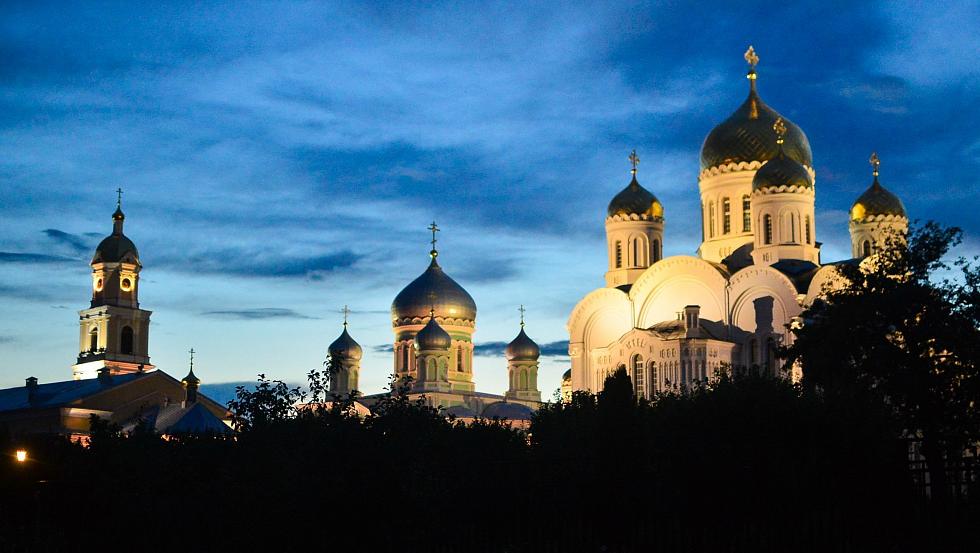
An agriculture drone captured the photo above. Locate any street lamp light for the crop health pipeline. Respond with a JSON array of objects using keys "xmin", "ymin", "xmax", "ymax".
[{"xmin": 15, "ymin": 449, "xmax": 27, "ymax": 463}]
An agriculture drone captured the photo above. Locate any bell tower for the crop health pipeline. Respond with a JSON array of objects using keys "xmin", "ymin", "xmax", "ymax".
[{"xmin": 72, "ymin": 190, "xmax": 153, "ymax": 380}]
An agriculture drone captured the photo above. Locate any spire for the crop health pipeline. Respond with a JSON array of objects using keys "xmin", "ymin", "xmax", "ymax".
[
  {"xmin": 518, "ymin": 304, "xmax": 526, "ymax": 328},
  {"xmin": 342, "ymin": 304, "xmax": 350, "ymax": 328},
  {"xmin": 629, "ymin": 149, "xmax": 640, "ymax": 178},
  {"xmin": 182, "ymin": 348, "xmax": 200, "ymax": 403},
  {"xmin": 744, "ymin": 45, "xmax": 759, "ymax": 92},
  {"xmin": 870, "ymin": 151, "xmax": 881, "ymax": 187},
  {"xmin": 112, "ymin": 188, "xmax": 125, "ymax": 235},
  {"xmin": 428, "ymin": 221, "xmax": 440, "ymax": 261}
]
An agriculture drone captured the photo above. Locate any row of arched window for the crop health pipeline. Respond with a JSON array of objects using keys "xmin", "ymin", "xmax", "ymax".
[
  {"xmin": 509, "ymin": 368, "xmax": 534, "ymax": 390},
  {"xmin": 706, "ymin": 195, "xmax": 752, "ymax": 238},
  {"xmin": 760, "ymin": 212, "xmax": 813, "ymax": 246},
  {"xmin": 613, "ymin": 235, "xmax": 662, "ymax": 269},
  {"xmin": 87, "ymin": 325, "xmax": 134, "ymax": 355},
  {"xmin": 396, "ymin": 343, "xmax": 470, "ymax": 373}
]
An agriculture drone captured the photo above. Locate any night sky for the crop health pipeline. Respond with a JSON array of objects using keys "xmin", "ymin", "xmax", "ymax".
[{"xmin": 1, "ymin": 1, "xmax": 977, "ymax": 398}]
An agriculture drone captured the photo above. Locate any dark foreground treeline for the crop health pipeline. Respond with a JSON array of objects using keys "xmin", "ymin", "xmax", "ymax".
[{"xmin": 1, "ymin": 372, "xmax": 977, "ymax": 553}]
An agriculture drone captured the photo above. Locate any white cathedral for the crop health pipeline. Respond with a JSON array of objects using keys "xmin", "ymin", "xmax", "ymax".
[{"xmin": 566, "ymin": 47, "xmax": 908, "ymax": 397}]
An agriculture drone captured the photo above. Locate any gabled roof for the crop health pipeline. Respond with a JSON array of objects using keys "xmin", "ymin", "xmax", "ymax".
[
  {"xmin": 133, "ymin": 402, "xmax": 232, "ymax": 435},
  {"xmin": 647, "ymin": 318, "xmax": 730, "ymax": 341},
  {"xmin": 0, "ymin": 372, "xmax": 149, "ymax": 412}
]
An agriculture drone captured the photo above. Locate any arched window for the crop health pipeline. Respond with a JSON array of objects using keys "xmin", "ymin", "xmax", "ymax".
[
  {"xmin": 615, "ymin": 241, "xmax": 623, "ymax": 268},
  {"xmin": 631, "ymin": 354, "xmax": 644, "ymax": 398},
  {"xmin": 788, "ymin": 212, "xmax": 797, "ymax": 243},
  {"xmin": 652, "ymin": 239, "xmax": 661, "ymax": 262},
  {"xmin": 89, "ymin": 327, "xmax": 98, "ymax": 352},
  {"xmin": 519, "ymin": 369, "xmax": 528, "ymax": 389},
  {"xmin": 863, "ymin": 240, "xmax": 871, "ymax": 257},
  {"xmin": 120, "ymin": 326, "xmax": 134, "ymax": 355},
  {"xmin": 631, "ymin": 238, "xmax": 639, "ymax": 267},
  {"xmin": 401, "ymin": 346, "xmax": 409, "ymax": 372},
  {"xmin": 649, "ymin": 362, "xmax": 658, "ymax": 393},
  {"xmin": 456, "ymin": 346, "xmax": 464, "ymax": 372},
  {"xmin": 722, "ymin": 197, "xmax": 731, "ymax": 234},
  {"xmin": 804, "ymin": 215, "xmax": 812, "ymax": 244},
  {"xmin": 426, "ymin": 358, "xmax": 437, "ymax": 380},
  {"xmin": 763, "ymin": 215, "xmax": 773, "ymax": 244},
  {"xmin": 742, "ymin": 196, "xmax": 751, "ymax": 231},
  {"xmin": 708, "ymin": 202, "xmax": 716, "ymax": 238}
]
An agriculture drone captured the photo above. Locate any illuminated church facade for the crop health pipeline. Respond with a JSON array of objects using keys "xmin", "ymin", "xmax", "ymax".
[{"xmin": 566, "ymin": 47, "xmax": 909, "ymax": 396}]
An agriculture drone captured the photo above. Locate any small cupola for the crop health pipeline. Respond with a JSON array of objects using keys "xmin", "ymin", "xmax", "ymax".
[
  {"xmin": 414, "ymin": 309, "xmax": 452, "ymax": 351},
  {"xmin": 752, "ymin": 118, "xmax": 813, "ymax": 192},
  {"xmin": 505, "ymin": 306, "xmax": 541, "ymax": 362}
]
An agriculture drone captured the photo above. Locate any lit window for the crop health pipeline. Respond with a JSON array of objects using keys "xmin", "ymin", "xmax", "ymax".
[
  {"xmin": 615, "ymin": 241, "xmax": 623, "ymax": 268},
  {"xmin": 805, "ymin": 216, "xmax": 812, "ymax": 244},
  {"xmin": 709, "ymin": 202, "xmax": 716, "ymax": 237},
  {"xmin": 742, "ymin": 196, "xmax": 751, "ymax": 232},
  {"xmin": 722, "ymin": 198, "xmax": 731, "ymax": 234},
  {"xmin": 763, "ymin": 215, "xmax": 773, "ymax": 244}
]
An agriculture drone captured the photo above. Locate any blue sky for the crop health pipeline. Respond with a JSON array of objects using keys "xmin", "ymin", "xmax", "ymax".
[{"xmin": 1, "ymin": 1, "xmax": 977, "ymax": 398}]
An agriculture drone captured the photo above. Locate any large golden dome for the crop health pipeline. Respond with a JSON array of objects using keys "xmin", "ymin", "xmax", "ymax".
[
  {"xmin": 700, "ymin": 48, "xmax": 812, "ymax": 171},
  {"xmin": 392, "ymin": 255, "xmax": 477, "ymax": 325},
  {"xmin": 607, "ymin": 175, "xmax": 663, "ymax": 219}
]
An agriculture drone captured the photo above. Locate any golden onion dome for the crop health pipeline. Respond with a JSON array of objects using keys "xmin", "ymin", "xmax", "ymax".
[
  {"xmin": 752, "ymin": 118, "xmax": 813, "ymax": 191},
  {"xmin": 562, "ymin": 369, "xmax": 571, "ymax": 382},
  {"xmin": 851, "ymin": 153, "xmax": 906, "ymax": 221},
  {"xmin": 328, "ymin": 325, "xmax": 363, "ymax": 361},
  {"xmin": 93, "ymin": 203, "xmax": 140, "ymax": 264},
  {"xmin": 392, "ymin": 255, "xmax": 477, "ymax": 324},
  {"xmin": 414, "ymin": 314, "xmax": 452, "ymax": 351},
  {"xmin": 700, "ymin": 47, "xmax": 812, "ymax": 171},
  {"xmin": 505, "ymin": 327, "xmax": 540, "ymax": 362},
  {"xmin": 607, "ymin": 175, "xmax": 664, "ymax": 218}
]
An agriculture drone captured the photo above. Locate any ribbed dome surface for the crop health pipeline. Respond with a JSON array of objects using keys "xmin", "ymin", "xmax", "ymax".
[
  {"xmin": 392, "ymin": 257, "xmax": 477, "ymax": 323},
  {"xmin": 414, "ymin": 316, "xmax": 452, "ymax": 351},
  {"xmin": 607, "ymin": 176, "xmax": 663, "ymax": 218},
  {"xmin": 851, "ymin": 178, "xmax": 907, "ymax": 221},
  {"xmin": 329, "ymin": 326, "xmax": 363, "ymax": 361},
  {"xmin": 701, "ymin": 88, "xmax": 812, "ymax": 171},
  {"xmin": 505, "ymin": 327, "xmax": 540, "ymax": 362},
  {"xmin": 752, "ymin": 149, "xmax": 813, "ymax": 191}
]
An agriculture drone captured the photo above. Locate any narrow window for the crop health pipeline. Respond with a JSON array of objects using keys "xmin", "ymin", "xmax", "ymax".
[
  {"xmin": 615, "ymin": 241, "xmax": 622, "ymax": 268},
  {"xmin": 805, "ymin": 216, "xmax": 812, "ymax": 244},
  {"xmin": 120, "ymin": 326, "xmax": 134, "ymax": 355},
  {"xmin": 456, "ymin": 346, "xmax": 463, "ymax": 372},
  {"xmin": 519, "ymin": 369, "xmax": 528, "ymax": 389},
  {"xmin": 89, "ymin": 327, "xmax": 98, "ymax": 352},
  {"xmin": 863, "ymin": 240, "xmax": 871, "ymax": 257},
  {"xmin": 632, "ymin": 354, "xmax": 644, "ymax": 398},
  {"xmin": 763, "ymin": 215, "xmax": 773, "ymax": 244},
  {"xmin": 401, "ymin": 346, "xmax": 409, "ymax": 372},
  {"xmin": 652, "ymin": 239, "xmax": 661, "ymax": 262},
  {"xmin": 789, "ymin": 213, "xmax": 797, "ymax": 243},
  {"xmin": 708, "ymin": 202, "xmax": 716, "ymax": 237},
  {"xmin": 631, "ymin": 238, "xmax": 639, "ymax": 268},
  {"xmin": 742, "ymin": 196, "xmax": 751, "ymax": 232},
  {"xmin": 722, "ymin": 197, "xmax": 731, "ymax": 234},
  {"xmin": 649, "ymin": 362, "xmax": 658, "ymax": 393}
]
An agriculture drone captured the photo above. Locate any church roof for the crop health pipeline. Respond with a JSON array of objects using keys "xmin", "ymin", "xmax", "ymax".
[
  {"xmin": 607, "ymin": 175, "xmax": 663, "ymax": 219},
  {"xmin": 482, "ymin": 401, "xmax": 535, "ymax": 421},
  {"xmin": 770, "ymin": 259, "xmax": 821, "ymax": 294},
  {"xmin": 131, "ymin": 402, "xmax": 232, "ymax": 435},
  {"xmin": 329, "ymin": 326, "xmax": 363, "ymax": 361},
  {"xmin": 646, "ymin": 318, "xmax": 729, "ymax": 341},
  {"xmin": 851, "ymin": 177, "xmax": 906, "ymax": 221},
  {"xmin": 0, "ymin": 372, "xmax": 149, "ymax": 412},
  {"xmin": 505, "ymin": 327, "xmax": 540, "ymax": 361}
]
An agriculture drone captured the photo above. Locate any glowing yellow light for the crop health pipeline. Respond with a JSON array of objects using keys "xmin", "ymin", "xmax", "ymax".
[
  {"xmin": 449, "ymin": 308, "xmax": 457, "ymax": 315},
  {"xmin": 120, "ymin": 277, "xmax": 133, "ymax": 291},
  {"xmin": 15, "ymin": 450, "xmax": 27, "ymax": 463},
  {"xmin": 851, "ymin": 203, "xmax": 866, "ymax": 222},
  {"xmin": 651, "ymin": 201, "xmax": 664, "ymax": 218},
  {"xmin": 94, "ymin": 278, "xmax": 104, "ymax": 291}
]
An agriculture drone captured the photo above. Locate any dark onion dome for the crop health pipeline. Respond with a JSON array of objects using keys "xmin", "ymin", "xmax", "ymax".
[
  {"xmin": 700, "ymin": 50, "xmax": 812, "ymax": 171},
  {"xmin": 751, "ymin": 148, "xmax": 813, "ymax": 191},
  {"xmin": 392, "ymin": 256, "xmax": 477, "ymax": 323},
  {"xmin": 181, "ymin": 367, "xmax": 200, "ymax": 386},
  {"xmin": 93, "ymin": 205, "xmax": 140, "ymax": 264},
  {"xmin": 505, "ymin": 327, "xmax": 540, "ymax": 362},
  {"xmin": 414, "ymin": 314, "xmax": 452, "ymax": 351},
  {"xmin": 851, "ymin": 155, "xmax": 907, "ymax": 221},
  {"xmin": 329, "ymin": 325, "xmax": 363, "ymax": 361},
  {"xmin": 607, "ymin": 175, "xmax": 664, "ymax": 218},
  {"xmin": 562, "ymin": 369, "xmax": 571, "ymax": 382},
  {"xmin": 482, "ymin": 401, "xmax": 534, "ymax": 420}
]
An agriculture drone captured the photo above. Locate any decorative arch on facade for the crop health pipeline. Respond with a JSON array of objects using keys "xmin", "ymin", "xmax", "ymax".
[
  {"xmin": 630, "ymin": 256, "xmax": 728, "ymax": 328},
  {"xmin": 728, "ymin": 265, "xmax": 802, "ymax": 335}
]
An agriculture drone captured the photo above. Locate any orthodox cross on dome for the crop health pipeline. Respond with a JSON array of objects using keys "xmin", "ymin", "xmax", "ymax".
[
  {"xmin": 744, "ymin": 45, "xmax": 759, "ymax": 69},
  {"xmin": 773, "ymin": 117, "xmax": 787, "ymax": 145},
  {"xmin": 629, "ymin": 150, "xmax": 640, "ymax": 176},
  {"xmin": 428, "ymin": 221, "xmax": 440, "ymax": 258},
  {"xmin": 341, "ymin": 305, "xmax": 350, "ymax": 327},
  {"xmin": 869, "ymin": 151, "xmax": 881, "ymax": 178},
  {"xmin": 116, "ymin": 187, "xmax": 123, "ymax": 208},
  {"xmin": 188, "ymin": 348, "xmax": 195, "ymax": 371},
  {"xmin": 519, "ymin": 304, "xmax": 526, "ymax": 327}
]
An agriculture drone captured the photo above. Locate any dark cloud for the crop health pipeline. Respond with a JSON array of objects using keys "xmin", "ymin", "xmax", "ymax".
[
  {"xmin": 43, "ymin": 229, "xmax": 92, "ymax": 255},
  {"xmin": 0, "ymin": 252, "xmax": 77, "ymax": 264},
  {"xmin": 0, "ymin": 336, "xmax": 16, "ymax": 345},
  {"xmin": 201, "ymin": 308, "xmax": 318, "ymax": 320},
  {"xmin": 162, "ymin": 249, "xmax": 363, "ymax": 280},
  {"xmin": 372, "ymin": 344, "xmax": 394, "ymax": 354}
]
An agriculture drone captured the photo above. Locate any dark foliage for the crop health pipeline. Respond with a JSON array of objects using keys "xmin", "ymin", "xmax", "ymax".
[{"xmin": 1, "ymin": 354, "xmax": 977, "ymax": 550}]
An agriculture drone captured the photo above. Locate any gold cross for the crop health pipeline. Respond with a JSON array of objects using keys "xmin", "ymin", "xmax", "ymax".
[
  {"xmin": 772, "ymin": 117, "xmax": 786, "ymax": 144},
  {"xmin": 342, "ymin": 305, "xmax": 350, "ymax": 327},
  {"xmin": 116, "ymin": 188, "xmax": 123, "ymax": 208},
  {"xmin": 744, "ymin": 45, "xmax": 759, "ymax": 69},
  {"xmin": 188, "ymin": 348, "xmax": 195, "ymax": 371},
  {"xmin": 428, "ymin": 221, "xmax": 440, "ymax": 251},
  {"xmin": 629, "ymin": 150, "xmax": 640, "ymax": 175},
  {"xmin": 519, "ymin": 304, "xmax": 526, "ymax": 327},
  {"xmin": 869, "ymin": 152, "xmax": 880, "ymax": 177}
]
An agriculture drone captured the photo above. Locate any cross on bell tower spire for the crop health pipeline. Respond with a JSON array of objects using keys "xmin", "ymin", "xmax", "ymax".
[
  {"xmin": 519, "ymin": 304, "xmax": 526, "ymax": 327},
  {"xmin": 629, "ymin": 150, "xmax": 640, "ymax": 177},
  {"xmin": 869, "ymin": 151, "xmax": 881, "ymax": 185}
]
